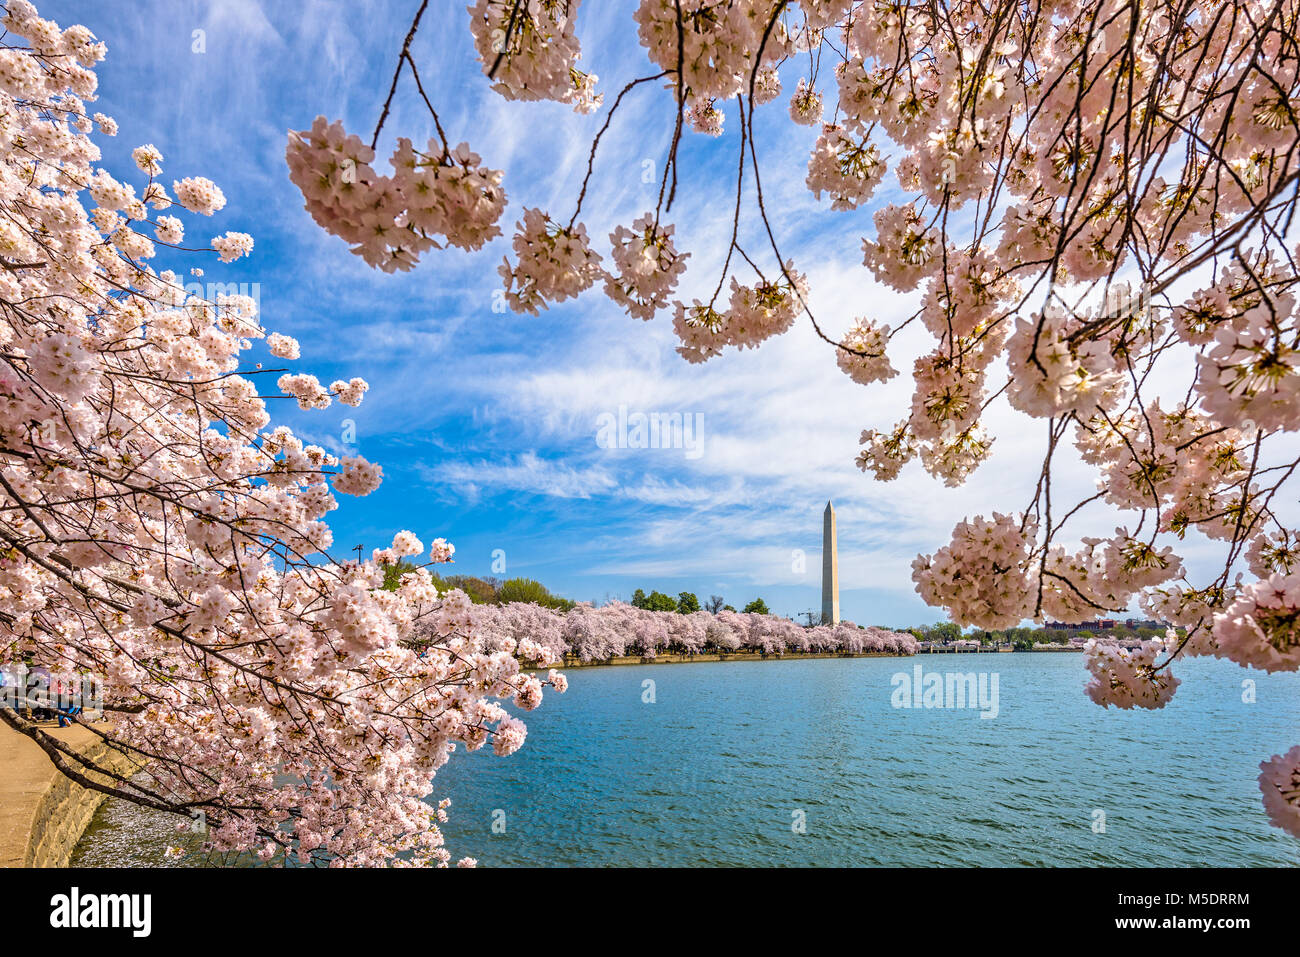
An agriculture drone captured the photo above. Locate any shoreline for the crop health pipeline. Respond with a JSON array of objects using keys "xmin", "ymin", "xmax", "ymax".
[
  {"xmin": 529, "ymin": 646, "xmax": 1085, "ymax": 671},
  {"xmin": 535, "ymin": 649, "xmax": 910, "ymax": 670},
  {"xmin": 0, "ymin": 723, "xmax": 136, "ymax": 867}
]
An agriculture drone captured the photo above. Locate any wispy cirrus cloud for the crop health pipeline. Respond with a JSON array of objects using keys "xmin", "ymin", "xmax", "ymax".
[{"xmin": 430, "ymin": 452, "xmax": 618, "ymax": 502}]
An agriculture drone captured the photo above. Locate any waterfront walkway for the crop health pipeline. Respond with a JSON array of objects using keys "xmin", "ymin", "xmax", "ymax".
[{"xmin": 0, "ymin": 723, "xmax": 100, "ymax": 867}]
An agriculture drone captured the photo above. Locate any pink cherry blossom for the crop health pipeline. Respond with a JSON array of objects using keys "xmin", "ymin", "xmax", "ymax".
[{"xmin": 1259, "ymin": 747, "xmax": 1300, "ymax": 839}]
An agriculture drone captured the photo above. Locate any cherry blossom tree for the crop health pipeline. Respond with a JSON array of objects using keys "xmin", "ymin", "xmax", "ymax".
[
  {"xmin": 0, "ymin": 0, "xmax": 566, "ymax": 867},
  {"xmin": 466, "ymin": 600, "xmax": 914, "ymax": 659},
  {"xmin": 289, "ymin": 0, "xmax": 1300, "ymax": 839}
]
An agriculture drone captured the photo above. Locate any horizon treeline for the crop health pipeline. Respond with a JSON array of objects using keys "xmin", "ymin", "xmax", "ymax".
[{"xmin": 381, "ymin": 565, "xmax": 1165, "ymax": 639}]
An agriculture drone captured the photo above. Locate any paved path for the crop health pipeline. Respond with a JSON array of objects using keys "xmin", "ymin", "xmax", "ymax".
[{"xmin": 0, "ymin": 723, "xmax": 98, "ymax": 867}]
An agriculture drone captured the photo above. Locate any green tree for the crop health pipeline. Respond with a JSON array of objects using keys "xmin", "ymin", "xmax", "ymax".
[
  {"xmin": 931, "ymin": 621, "xmax": 962, "ymax": 642},
  {"xmin": 380, "ymin": 560, "xmax": 419, "ymax": 591},
  {"xmin": 497, "ymin": 577, "xmax": 551, "ymax": 605},
  {"xmin": 631, "ymin": 588, "xmax": 647, "ymax": 609},
  {"xmin": 742, "ymin": 598, "xmax": 769, "ymax": 615},
  {"xmin": 676, "ymin": 591, "xmax": 700, "ymax": 614},
  {"xmin": 444, "ymin": 575, "xmax": 499, "ymax": 604},
  {"xmin": 723, "ymin": 604, "xmax": 736, "ymax": 612},
  {"xmin": 1004, "ymin": 626, "xmax": 1036, "ymax": 644},
  {"xmin": 497, "ymin": 577, "xmax": 574, "ymax": 611},
  {"xmin": 644, "ymin": 590, "xmax": 678, "ymax": 612}
]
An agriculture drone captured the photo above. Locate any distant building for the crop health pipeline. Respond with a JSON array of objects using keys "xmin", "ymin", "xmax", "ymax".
[
  {"xmin": 1047, "ymin": 619, "xmax": 1117, "ymax": 632},
  {"xmin": 1047, "ymin": 618, "xmax": 1172, "ymax": 633},
  {"xmin": 1125, "ymin": 618, "xmax": 1169, "ymax": 630}
]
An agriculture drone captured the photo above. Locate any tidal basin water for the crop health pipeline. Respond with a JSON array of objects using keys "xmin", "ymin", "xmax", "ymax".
[{"xmin": 74, "ymin": 653, "xmax": 1300, "ymax": 866}]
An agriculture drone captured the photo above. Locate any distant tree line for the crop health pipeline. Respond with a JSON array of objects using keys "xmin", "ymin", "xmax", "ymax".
[
  {"xmin": 383, "ymin": 566, "xmax": 1167, "ymax": 646},
  {"xmin": 381, "ymin": 563, "xmax": 575, "ymax": 611},
  {"xmin": 907, "ymin": 621, "xmax": 1169, "ymax": 649},
  {"xmin": 630, "ymin": 589, "xmax": 771, "ymax": 616},
  {"xmin": 381, "ymin": 566, "xmax": 781, "ymax": 619}
]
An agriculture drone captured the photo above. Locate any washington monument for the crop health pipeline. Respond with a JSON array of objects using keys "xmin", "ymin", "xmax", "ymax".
[{"xmin": 822, "ymin": 501, "xmax": 840, "ymax": 625}]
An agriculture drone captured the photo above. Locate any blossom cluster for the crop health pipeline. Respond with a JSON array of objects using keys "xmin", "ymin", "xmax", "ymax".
[
  {"xmin": 836, "ymin": 318, "xmax": 896, "ymax": 385},
  {"xmin": 286, "ymin": 117, "xmax": 507, "ymax": 272},
  {"xmin": 499, "ymin": 207, "xmax": 604, "ymax": 314},
  {"xmin": 805, "ymin": 124, "xmax": 884, "ymax": 210},
  {"xmin": 604, "ymin": 214, "xmax": 690, "ymax": 320},
  {"xmin": 1258, "ymin": 746, "xmax": 1300, "ymax": 840},
  {"xmin": 633, "ymin": 0, "xmax": 791, "ymax": 105},
  {"xmin": 1083, "ymin": 634, "xmax": 1182, "ymax": 711},
  {"xmin": 913, "ymin": 512, "xmax": 1185, "ymax": 634},
  {"xmin": 912, "ymin": 513, "xmax": 1037, "ymax": 630},
  {"xmin": 1210, "ymin": 573, "xmax": 1300, "ymax": 673},
  {"xmin": 672, "ymin": 265, "xmax": 810, "ymax": 363},
  {"xmin": 468, "ymin": 0, "xmax": 602, "ymax": 113}
]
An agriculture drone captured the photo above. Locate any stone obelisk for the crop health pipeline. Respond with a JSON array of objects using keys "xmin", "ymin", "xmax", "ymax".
[{"xmin": 822, "ymin": 501, "xmax": 840, "ymax": 625}]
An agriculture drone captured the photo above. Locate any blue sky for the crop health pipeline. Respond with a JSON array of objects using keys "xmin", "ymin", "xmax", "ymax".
[{"xmin": 41, "ymin": 0, "xmax": 1268, "ymax": 627}]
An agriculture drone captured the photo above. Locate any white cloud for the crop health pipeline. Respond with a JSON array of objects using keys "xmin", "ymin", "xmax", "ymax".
[{"xmin": 430, "ymin": 452, "xmax": 617, "ymax": 500}]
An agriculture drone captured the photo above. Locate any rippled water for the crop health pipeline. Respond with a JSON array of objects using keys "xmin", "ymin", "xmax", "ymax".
[{"xmin": 75, "ymin": 653, "xmax": 1300, "ymax": 866}]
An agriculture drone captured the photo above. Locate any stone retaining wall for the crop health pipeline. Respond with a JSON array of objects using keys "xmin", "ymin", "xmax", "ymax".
[
  {"xmin": 24, "ymin": 738, "xmax": 137, "ymax": 867},
  {"xmin": 0, "ymin": 725, "xmax": 137, "ymax": 868}
]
